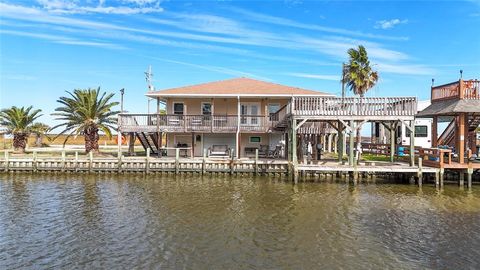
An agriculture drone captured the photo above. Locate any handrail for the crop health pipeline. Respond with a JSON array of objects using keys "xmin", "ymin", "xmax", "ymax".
[
  {"xmin": 431, "ymin": 79, "xmax": 480, "ymax": 101},
  {"xmin": 437, "ymin": 119, "xmax": 455, "ymax": 145},
  {"xmin": 293, "ymin": 96, "xmax": 417, "ymax": 117}
]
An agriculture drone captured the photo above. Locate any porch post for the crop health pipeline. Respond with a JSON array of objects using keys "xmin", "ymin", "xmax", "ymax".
[
  {"xmin": 337, "ymin": 121, "xmax": 344, "ymax": 162},
  {"xmin": 156, "ymin": 98, "xmax": 161, "ymax": 157},
  {"xmin": 432, "ymin": 116, "xmax": 438, "ymax": 147},
  {"xmin": 458, "ymin": 113, "xmax": 466, "ymax": 164},
  {"xmin": 390, "ymin": 122, "xmax": 395, "ymax": 163},
  {"xmin": 349, "ymin": 120, "xmax": 355, "ymax": 166},
  {"xmin": 236, "ymin": 96, "xmax": 240, "ymax": 159},
  {"xmin": 410, "ymin": 120, "xmax": 415, "ymax": 167}
]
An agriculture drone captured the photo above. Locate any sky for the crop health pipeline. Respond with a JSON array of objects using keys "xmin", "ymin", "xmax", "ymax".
[{"xmin": 1, "ymin": 0, "xmax": 479, "ymax": 127}]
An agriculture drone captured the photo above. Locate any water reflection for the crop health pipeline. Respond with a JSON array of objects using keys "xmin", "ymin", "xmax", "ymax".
[{"xmin": 0, "ymin": 174, "xmax": 479, "ymax": 269}]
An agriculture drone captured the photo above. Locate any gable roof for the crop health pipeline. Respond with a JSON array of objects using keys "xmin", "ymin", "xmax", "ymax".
[{"xmin": 146, "ymin": 77, "xmax": 332, "ymax": 98}]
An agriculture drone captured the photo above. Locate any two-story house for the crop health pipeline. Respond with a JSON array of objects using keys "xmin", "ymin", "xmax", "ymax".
[{"xmin": 119, "ymin": 77, "xmax": 332, "ymax": 158}]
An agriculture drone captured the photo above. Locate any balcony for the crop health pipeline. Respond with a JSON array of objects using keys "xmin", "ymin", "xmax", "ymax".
[
  {"xmin": 119, "ymin": 114, "xmax": 275, "ymax": 133},
  {"xmin": 431, "ymin": 79, "xmax": 480, "ymax": 102}
]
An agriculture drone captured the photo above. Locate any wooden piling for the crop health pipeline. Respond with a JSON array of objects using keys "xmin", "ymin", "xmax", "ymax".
[
  {"xmin": 202, "ymin": 150, "xmax": 206, "ymax": 175},
  {"xmin": 145, "ymin": 148, "xmax": 150, "ymax": 173},
  {"xmin": 33, "ymin": 151, "xmax": 37, "ymax": 172},
  {"xmin": 89, "ymin": 151, "xmax": 93, "ymax": 173},
  {"xmin": 4, "ymin": 151, "xmax": 9, "ymax": 172},
  {"xmin": 417, "ymin": 157, "xmax": 423, "ymax": 187},
  {"xmin": 175, "ymin": 148, "xmax": 180, "ymax": 174},
  {"xmin": 254, "ymin": 149, "xmax": 259, "ymax": 176},
  {"xmin": 467, "ymin": 168, "xmax": 473, "ymax": 189},
  {"xmin": 459, "ymin": 170, "xmax": 465, "ymax": 187}
]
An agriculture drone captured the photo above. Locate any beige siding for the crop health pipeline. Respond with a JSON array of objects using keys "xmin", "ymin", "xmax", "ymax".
[{"xmin": 165, "ymin": 98, "xmax": 289, "ymax": 115}]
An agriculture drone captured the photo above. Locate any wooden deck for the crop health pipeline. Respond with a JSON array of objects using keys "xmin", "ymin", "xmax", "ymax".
[{"xmin": 431, "ymin": 79, "xmax": 480, "ymax": 102}]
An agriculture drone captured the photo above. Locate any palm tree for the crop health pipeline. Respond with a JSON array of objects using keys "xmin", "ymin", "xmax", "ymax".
[
  {"xmin": 342, "ymin": 45, "xmax": 379, "ymax": 148},
  {"xmin": 0, "ymin": 106, "xmax": 42, "ymax": 153},
  {"xmin": 52, "ymin": 88, "xmax": 119, "ymax": 154},
  {"xmin": 343, "ymin": 45, "xmax": 379, "ymax": 98},
  {"xmin": 31, "ymin": 123, "xmax": 50, "ymax": 147}
]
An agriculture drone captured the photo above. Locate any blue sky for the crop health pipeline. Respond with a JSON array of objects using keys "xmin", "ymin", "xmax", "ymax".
[{"xmin": 1, "ymin": 0, "xmax": 479, "ymax": 126}]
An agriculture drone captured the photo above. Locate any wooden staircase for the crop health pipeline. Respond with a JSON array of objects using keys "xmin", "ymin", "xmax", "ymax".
[
  {"xmin": 437, "ymin": 115, "xmax": 480, "ymax": 147},
  {"xmin": 136, "ymin": 132, "xmax": 159, "ymax": 154}
]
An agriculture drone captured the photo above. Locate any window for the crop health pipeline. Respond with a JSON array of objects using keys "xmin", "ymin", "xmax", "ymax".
[
  {"xmin": 201, "ymin": 103, "xmax": 212, "ymax": 115},
  {"xmin": 268, "ymin": 103, "xmax": 280, "ymax": 121},
  {"xmin": 250, "ymin": 136, "xmax": 261, "ymax": 143},
  {"xmin": 173, "ymin": 103, "xmax": 184, "ymax": 115},
  {"xmin": 406, "ymin": 125, "xmax": 428, "ymax": 138}
]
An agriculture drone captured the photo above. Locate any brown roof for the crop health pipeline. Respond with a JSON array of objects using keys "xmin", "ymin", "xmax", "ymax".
[
  {"xmin": 417, "ymin": 99, "xmax": 480, "ymax": 117},
  {"xmin": 146, "ymin": 77, "xmax": 332, "ymax": 97}
]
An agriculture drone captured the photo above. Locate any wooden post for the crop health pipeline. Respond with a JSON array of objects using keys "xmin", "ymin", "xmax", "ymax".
[
  {"xmin": 128, "ymin": 132, "xmax": 135, "ymax": 156},
  {"xmin": 33, "ymin": 151, "xmax": 37, "ymax": 172},
  {"xmin": 4, "ymin": 151, "xmax": 8, "ymax": 172},
  {"xmin": 292, "ymin": 118, "xmax": 298, "ymax": 184},
  {"xmin": 337, "ymin": 126, "xmax": 344, "ymax": 163},
  {"xmin": 236, "ymin": 96, "xmax": 240, "ymax": 159},
  {"xmin": 117, "ymin": 151, "xmax": 122, "ymax": 173},
  {"xmin": 349, "ymin": 120, "xmax": 355, "ymax": 166},
  {"xmin": 458, "ymin": 113, "xmax": 466, "ymax": 164},
  {"xmin": 353, "ymin": 156, "xmax": 358, "ymax": 183},
  {"xmin": 89, "ymin": 151, "xmax": 93, "ymax": 173},
  {"xmin": 327, "ymin": 134, "xmax": 332, "ymax": 153},
  {"xmin": 61, "ymin": 150, "xmax": 66, "ymax": 172},
  {"xmin": 467, "ymin": 167, "xmax": 473, "ymax": 189},
  {"xmin": 409, "ymin": 121, "xmax": 415, "ymax": 167},
  {"xmin": 440, "ymin": 168, "xmax": 444, "ymax": 188},
  {"xmin": 75, "ymin": 151, "xmax": 79, "ymax": 172},
  {"xmin": 175, "ymin": 148, "xmax": 180, "ymax": 174},
  {"xmin": 145, "ymin": 148, "xmax": 150, "ymax": 173},
  {"xmin": 417, "ymin": 157, "xmax": 423, "ymax": 187},
  {"xmin": 432, "ymin": 116, "xmax": 438, "ymax": 147},
  {"xmin": 390, "ymin": 122, "xmax": 395, "ymax": 163},
  {"xmin": 459, "ymin": 170, "xmax": 465, "ymax": 187},
  {"xmin": 435, "ymin": 169, "xmax": 440, "ymax": 188},
  {"xmin": 254, "ymin": 148, "xmax": 259, "ymax": 175},
  {"xmin": 202, "ymin": 149, "xmax": 206, "ymax": 175}
]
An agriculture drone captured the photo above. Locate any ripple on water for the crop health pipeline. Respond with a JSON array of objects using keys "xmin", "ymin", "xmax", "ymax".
[{"xmin": 1, "ymin": 174, "xmax": 480, "ymax": 269}]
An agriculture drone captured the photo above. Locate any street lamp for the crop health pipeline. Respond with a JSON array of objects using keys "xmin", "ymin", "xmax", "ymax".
[{"xmin": 120, "ymin": 88, "xmax": 125, "ymax": 113}]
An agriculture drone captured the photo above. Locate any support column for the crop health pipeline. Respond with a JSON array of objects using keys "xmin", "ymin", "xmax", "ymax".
[
  {"xmin": 292, "ymin": 118, "xmax": 298, "ymax": 184},
  {"xmin": 458, "ymin": 113, "xmax": 466, "ymax": 164},
  {"xmin": 337, "ymin": 127, "xmax": 344, "ymax": 162},
  {"xmin": 327, "ymin": 134, "xmax": 333, "ymax": 153},
  {"xmin": 236, "ymin": 96, "xmax": 240, "ymax": 159},
  {"xmin": 390, "ymin": 122, "xmax": 395, "ymax": 163},
  {"xmin": 349, "ymin": 120, "xmax": 355, "ymax": 166},
  {"xmin": 432, "ymin": 116, "xmax": 438, "ymax": 147},
  {"xmin": 410, "ymin": 120, "xmax": 415, "ymax": 167},
  {"xmin": 128, "ymin": 132, "xmax": 135, "ymax": 156}
]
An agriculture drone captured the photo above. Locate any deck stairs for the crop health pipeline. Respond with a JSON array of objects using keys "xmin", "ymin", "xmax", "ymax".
[
  {"xmin": 136, "ymin": 132, "xmax": 159, "ymax": 154},
  {"xmin": 437, "ymin": 115, "xmax": 480, "ymax": 147}
]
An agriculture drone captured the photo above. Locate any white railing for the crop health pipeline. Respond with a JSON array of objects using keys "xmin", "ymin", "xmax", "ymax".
[{"xmin": 293, "ymin": 97, "xmax": 417, "ymax": 117}]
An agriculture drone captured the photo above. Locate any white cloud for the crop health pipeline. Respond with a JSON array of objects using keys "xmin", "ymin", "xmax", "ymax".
[
  {"xmin": 375, "ymin": 19, "xmax": 408, "ymax": 30},
  {"xmin": 376, "ymin": 63, "xmax": 434, "ymax": 75},
  {"xmin": 285, "ymin": 73, "xmax": 340, "ymax": 81},
  {"xmin": 36, "ymin": 0, "xmax": 164, "ymax": 14},
  {"xmin": 0, "ymin": 29, "xmax": 126, "ymax": 50},
  {"xmin": 228, "ymin": 7, "xmax": 409, "ymax": 41}
]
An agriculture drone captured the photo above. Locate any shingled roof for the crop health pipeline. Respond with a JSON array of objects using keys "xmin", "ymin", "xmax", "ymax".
[
  {"xmin": 417, "ymin": 99, "xmax": 480, "ymax": 117},
  {"xmin": 146, "ymin": 77, "xmax": 332, "ymax": 97}
]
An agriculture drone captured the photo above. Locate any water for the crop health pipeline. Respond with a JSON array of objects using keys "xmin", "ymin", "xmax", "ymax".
[{"xmin": 1, "ymin": 174, "xmax": 480, "ymax": 269}]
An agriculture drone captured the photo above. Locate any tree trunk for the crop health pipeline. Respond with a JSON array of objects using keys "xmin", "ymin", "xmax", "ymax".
[
  {"xmin": 84, "ymin": 127, "xmax": 100, "ymax": 154},
  {"xmin": 13, "ymin": 132, "xmax": 28, "ymax": 153},
  {"xmin": 35, "ymin": 134, "xmax": 43, "ymax": 147}
]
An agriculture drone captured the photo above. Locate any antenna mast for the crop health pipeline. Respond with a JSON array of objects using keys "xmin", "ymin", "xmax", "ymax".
[{"xmin": 145, "ymin": 65, "xmax": 154, "ymax": 92}]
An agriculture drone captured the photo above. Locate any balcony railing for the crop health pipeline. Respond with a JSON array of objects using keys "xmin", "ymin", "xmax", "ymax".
[
  {"xmin": 293, "ymin": 97, "xmax": 417, "ymax": 117},
  {"xmin": 119, "ymin": 114, "xmax": 273, "ymax": 133},
  {"xmin": 431, "ymin": 79, "xmax": 480, "ymax": 102}
]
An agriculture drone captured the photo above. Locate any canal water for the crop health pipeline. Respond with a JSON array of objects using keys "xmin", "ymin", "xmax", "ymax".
[{"xmin": 1, "ymin": 174, "xmax": 479, "ymax": 269}]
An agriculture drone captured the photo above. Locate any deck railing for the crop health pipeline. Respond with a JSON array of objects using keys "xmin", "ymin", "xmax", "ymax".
[
  {"xmin": 119, "ymin": 114, "xmax": 273, "ymax": 133},
  {"xmin": 293, "ymin": 97, "xmax": 417, "ymax": 117},
  {"xmin": 431, "ymin": 79, "xmax": 480, "ymax": 101}
]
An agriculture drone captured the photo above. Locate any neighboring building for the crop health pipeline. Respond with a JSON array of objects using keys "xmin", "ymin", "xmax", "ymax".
[{"xmin": 119, "ymin": 77, "xmax": 333, "ymax": 158}]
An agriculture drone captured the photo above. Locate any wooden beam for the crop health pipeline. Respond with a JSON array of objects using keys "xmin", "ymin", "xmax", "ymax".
[
  {"xmin": 458, "ymin": 113, "xmax": 466, "ymax": 164},
  {"xmin": 432, "ymin": 116, "xmax": 438, "ymax": 147},
  {"xmin": 349, "ymin": 120, "xmax": 355, "ymax": 166}
]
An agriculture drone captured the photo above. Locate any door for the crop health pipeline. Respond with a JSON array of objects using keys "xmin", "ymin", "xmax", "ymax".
[{"xmin": 241, "ymin": 103, "xmax": 260, "ymax": 126}]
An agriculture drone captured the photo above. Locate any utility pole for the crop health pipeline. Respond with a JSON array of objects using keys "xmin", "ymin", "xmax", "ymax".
[
  {"xmin": 341, "ymin": 63, "xmax": 346, "ymax": 100},
  {"xmin": 120, "ymin": 88, "xmax": 125, "ymax": 113}
]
